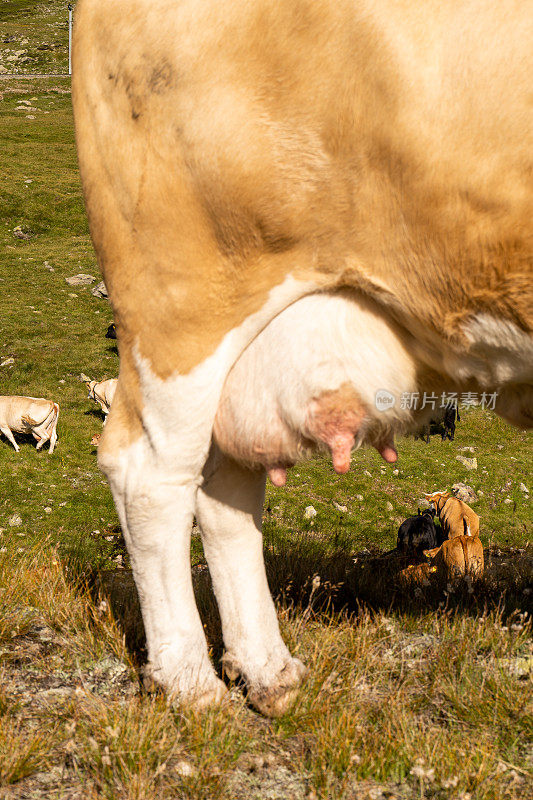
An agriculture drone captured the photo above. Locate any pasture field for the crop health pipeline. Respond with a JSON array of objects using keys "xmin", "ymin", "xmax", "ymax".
[{"xmin": 0, "ymin": 11, "xmax": 532, "ymax": 799}]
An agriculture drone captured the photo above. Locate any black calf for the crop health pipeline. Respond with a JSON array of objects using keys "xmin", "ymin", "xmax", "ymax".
[{"xmin": 397, "ymin": 509, "xmax": 439, "ymax": 555}]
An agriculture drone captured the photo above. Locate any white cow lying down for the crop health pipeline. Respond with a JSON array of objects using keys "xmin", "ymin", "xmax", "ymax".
[
  {"xmin": 0, "ymin": 396, "xmax": 59, "ymax": 453},
  {"xmin": 73, "ymin": 0, "xmax": 532, "ymax": 716}
]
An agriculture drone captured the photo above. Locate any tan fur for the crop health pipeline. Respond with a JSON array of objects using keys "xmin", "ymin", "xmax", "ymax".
[
  {"xmin": 424, "ymin": 535, "xmax": 484, "ymax": 583},
  {"xmin": 86, "ymin": 379, "xmax": 118, "ymax": 416},
  {"xmin": 0, "ymin": 396, "xmax": 59, "ymax": 453},
  {"xmin": 398, "ymin": 561, "xmax": 436, "ymax": 589},
  {"xmin": 424, "ymin": 491, "xmax": 480, "ymax": 539},
  {"xmin": 73, "ymin": 0, "xmax": 533, "ymax": 445}
]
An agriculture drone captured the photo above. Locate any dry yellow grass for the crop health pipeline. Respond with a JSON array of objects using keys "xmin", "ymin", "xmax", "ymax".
[{"xmin": 0, "ymin": 544, "xmax": 531, "ymax": 800}]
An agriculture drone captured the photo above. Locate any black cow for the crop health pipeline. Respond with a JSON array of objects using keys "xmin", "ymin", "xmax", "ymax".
[
  {"xmin": 397, "ymin": 509, "xmax": 439, "ymax": 555},
  {"xmin": 442, "ymin": 404, "xmax": 460, "ymax": 441},
  {"xmin": 105, "ymin": 323, "xmax": 117, "ymax": 340}
]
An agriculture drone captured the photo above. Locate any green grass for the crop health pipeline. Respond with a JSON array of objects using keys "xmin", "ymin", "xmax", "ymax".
[
  {"xmin": 0, "ymin": 18, "xmax": 531, "ymax": 799},
  {"xmin": 0, "ymin": 1, "xmax": 70, "ymax": 75}
]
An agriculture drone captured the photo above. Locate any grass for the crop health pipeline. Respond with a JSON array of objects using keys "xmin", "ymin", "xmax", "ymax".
[
  {"xmin": 0, "ymin": 7, "xmax": 532, "ymax": 798},
  {"xmin": 0, "ymin": 1, "xmax": 70, "ymax": 75}
]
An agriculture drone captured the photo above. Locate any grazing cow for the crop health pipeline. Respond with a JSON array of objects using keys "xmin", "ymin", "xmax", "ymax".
[
  {"xmin": 396, "ymin": 509, "xmax": 439, "ymax": 556},
  {"xmin": 424, "ymin": 491, "xmax": 480, "ymax": 539},
  {"xmin": 86, "ymin": 378, "xmax": 118, "ymax": 417},
  {"xmin": 0, "ymin": 396, "xmax": 59, "ymax": 453},
  {"xmin": 72, "ymin": 0, "xmax": 533, "ymax": 714},
  {"xmin": 414, "ymin": 403, "xmax": 460, "ymax": 444}
]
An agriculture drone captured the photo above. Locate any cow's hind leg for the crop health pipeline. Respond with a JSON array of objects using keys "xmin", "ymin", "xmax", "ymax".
[
  {"xmin": 98, "ymin": 388, "xmax": 227, "ymax": 709},
  {"xmin": 0, "ymin": 426, "xmax": 19, "ymax": 452},
  {"xmin": 197, "ymin": 448, "xmax": 306, "ymax": 717}
]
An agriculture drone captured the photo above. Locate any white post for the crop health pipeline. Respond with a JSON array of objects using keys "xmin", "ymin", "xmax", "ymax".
[{"xmin": 68, "ymin": 3, "xmax": 73, "ymax": 75}]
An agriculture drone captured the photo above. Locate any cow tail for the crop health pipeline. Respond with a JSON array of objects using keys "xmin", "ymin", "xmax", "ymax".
[
  {"xmin": 47, "ymin": 403, "xmax": 60, "ymax": 433},
  {"xmin": 459, "ymin": 537, "xmax": 468, "ymax": 574}
]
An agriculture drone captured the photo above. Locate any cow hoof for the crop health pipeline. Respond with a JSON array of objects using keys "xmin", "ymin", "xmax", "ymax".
[
  {"xmin": 142, "ymin": 665, "xmax": 228, "ymax": 711},
  {"xmin": 222, "ymin": 653, "xmax": 307, "ymax": 717}
]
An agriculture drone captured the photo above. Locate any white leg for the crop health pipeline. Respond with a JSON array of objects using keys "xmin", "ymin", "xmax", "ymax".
[
  {"xmin": 0, "ymin": 426, "xmax": 20, "ymax": 452},
  {"xmin": 197, "ymin": 447, "xmax": 306, "ymax": 716},
  {"xmin": 101, "ymin": 431, "xmax": 227, "ymax": 708},
  {"xmin": 48, "ymin": 422, "xmax": 58, "ymax": 453}
]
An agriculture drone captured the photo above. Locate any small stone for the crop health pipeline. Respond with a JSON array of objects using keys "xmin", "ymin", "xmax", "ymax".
[
  {"xmin": 174, "ymin": 760, "xmax": 195, "ymax": 777},
  {"xmin": 456, "ymin": 456, "xmax": 477, "ymax": 470},
  {"xmin": 385, "ymin": 501, "xmax": 393, "ymax": 511},
  {"xmin": 459, "ymin": 446, "xmax": 475, "ymax": 453},
  {"xmin": 497, "ymin": 444, "xmax": 504, "ymax": 450},
  {"xmin": 392, "ymin": 468, "xmax": 399, "ymax": 475},
  {"xmin": 355, "ymin": 494, "xmax": 364, "ymax": 502},
  {"xmin": 519, "ymin": 483, "xmax": 529, "ymax": 494},
  {"xmin": 12, "ymin": 225, "xmax": 32, "ymax": 240},
  {"xmin": 504, "ymin": 498, "xmax": 512, "ymax": 504},
  {"xmin": 0, "ymin": 357, "xmax": 14, "ymax": 366},
  {"xmin": 333, "ymin": 501, "xmax": 348, "ymax": 513},
  {"xmin": 8, "ymin": 514, "xmax": 22, "ymax": 527},
  {"xmin": 65, "ymin": 273, "xmax": 96, "ymax": 286},
  {"xmin": 44, "ymin": 507, "xmax": 52, "ymax": 514},
  {"xmin": 452, "ymin": 483, "xmax": 478, "ymax": 503},
  {"xmin": 91, "ymin": 280, "xmax": 108, "ymax": 298},
  {"xmin": 363, "ymin": 470, "xmax": 372, "ymax": 477},
  {"xmin": 304, "ymin": 506, "xmax": 317, "ymax": 520}
]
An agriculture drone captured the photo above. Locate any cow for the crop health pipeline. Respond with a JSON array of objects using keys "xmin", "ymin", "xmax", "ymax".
[
  {"xmin": 424, "ymin": 491, "xmax": 480, "ymax": 540},
  {"xmin": 396, "ymin": 508, "xmax": 440, "ymax": 556},
  {"xmin": 86, "ymin": 378, "xmax": 118, "ymax": 417},
  {"xmin": 0, "ymin": 396, "xmax": 59, "ymax": 453},
  {"xmin": 424, "ymin": 535, "xmax": 484, "ymax": 585},
  {"xmin": 72, "ymin": 0, "xmax": 533, "ymax": 715}
]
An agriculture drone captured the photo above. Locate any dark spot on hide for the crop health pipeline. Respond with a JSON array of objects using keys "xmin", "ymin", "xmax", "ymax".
[{"xmin": 149, "ymin": 61, "xmax": 174, "ymax": 95}]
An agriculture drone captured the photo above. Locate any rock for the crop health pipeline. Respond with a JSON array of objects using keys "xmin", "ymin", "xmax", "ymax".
[
  {"xmin": 497, "ymin": 656, "xmax": 533, "ymax": 679},
  {"xmin": 0, "ymin": 357, "xmax": 14, "ymax": 367},
  {"xmin": 363, "ymin": 470, "xmax": 372, "ymax": 477},
  {"xmin": 504, "ymin": 498, "xmax": 512, "ymax": 505},
  {"xmin": 459, "ymin": 446, "xmax": 475, "ymax": 453},
  {"xmin": 452, "ymin": 483, "xmax": 478, "ymax": 503},
  {"xmin": 456, "ymin": 455, "xmax": 478, "ymax": 470},
  {"xmin": 93, "ymin": 656, "xmax": 129, "ymax": 682},
  {"xmin": 392, "ymin": 468, "xmax": 399, "ymax": 475},
  {"xmin": 497, "ymin": 444, "xmax": 504, "ymax": 450},
  {"xmin": 65, "ymin": 273, "xmax": 96, "ymax": 286},
  {"xmin": 333, "ymin": 501, "xmax": 347, "ymax": 513},
  {"xmin": 12, "ymin": 225, "xmax": 32, "ymax": 240},
  {"xmin": 44, "ymin": 507, "xmax": 52, "ymax": 514},
  {"xmin": 355, "ymin": 494, "xmax": 364, "ymax": 502},
  {"xmin": 385, "ymin": 501, "xmax": 394, "ymax": 512},
  {"xmin": 519, "ymin": 483, "xmax": 529, "ymax": 494},
  {"xmin": 8, "ymin": 513, "xmax": 22, "ymax": 527},
  {"xmin": 174, "ymin": 760, "xmax": 195, "ymax": 777},
  {"xmin": 304, "ymin": 506, "xmax": 317, "ymax": 520},
  {"xmin": 91, "ymin": 280, "xmax": 108, "ymax": 298}
]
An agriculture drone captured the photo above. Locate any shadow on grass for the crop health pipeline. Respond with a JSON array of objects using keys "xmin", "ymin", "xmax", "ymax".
[{"xmin": 85, "ymin": 532, "xmax": 533, "ymax": 671}]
